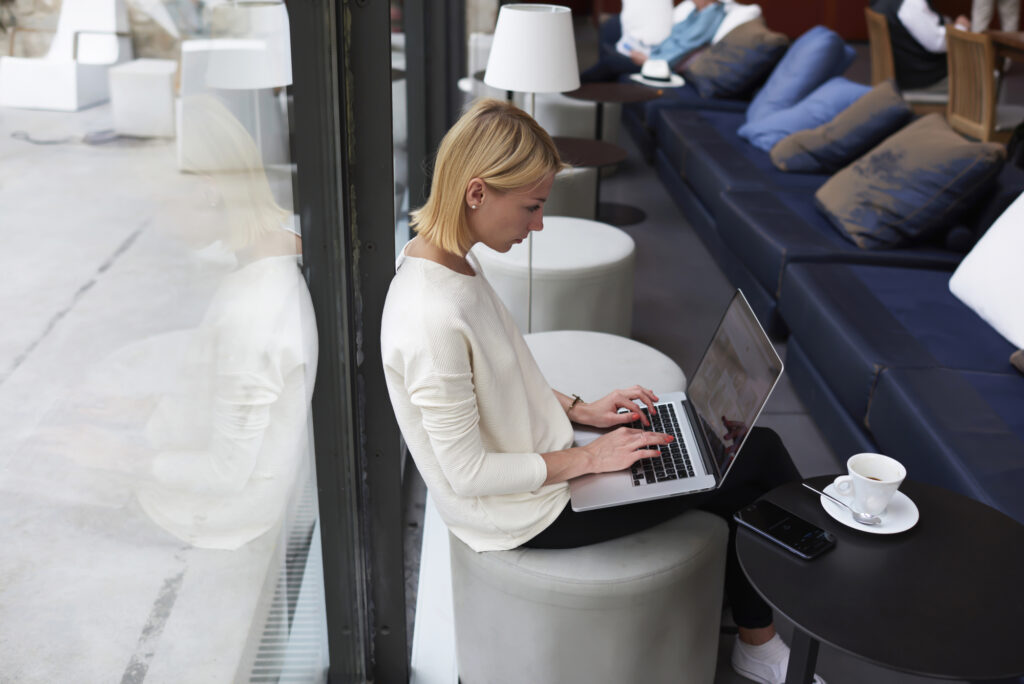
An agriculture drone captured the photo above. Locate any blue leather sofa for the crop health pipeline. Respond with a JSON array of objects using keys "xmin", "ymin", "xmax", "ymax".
[{"xmin": 629, "ymin": 89, "xmax": 1024, "ymax": 524}]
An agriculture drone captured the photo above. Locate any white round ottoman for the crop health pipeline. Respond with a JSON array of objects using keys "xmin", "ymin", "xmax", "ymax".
[
  {"xmin": 449, "ymin": 332, "xmax": 728, "ymax": 684},
  {"xmin": 472, "ymin": 216, "xmax": 635, "ymax": 336},
  {"xmin": 546, "ymin": 165, "xmax": 598, "ymax": 220}
]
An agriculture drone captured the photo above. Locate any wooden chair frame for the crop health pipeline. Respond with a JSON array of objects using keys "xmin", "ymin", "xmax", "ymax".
[
  {"xmin": 946, "ymin": 28, "xmax": 1008, "ymax": 143},
  {"xmin": 864, "ymin": 7, "xmax": 947, "ymax": 115},
  {"xmin": 865, "ymin": 7, "xmax": 896, "ymax": 86}
]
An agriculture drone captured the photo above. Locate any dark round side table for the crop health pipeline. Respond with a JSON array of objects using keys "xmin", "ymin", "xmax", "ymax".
[
  {"xmin": 553, "ymin": 136, "xmax": 627, "ymax": 220},
  {"xmin": 564, "ymin": 82, "xmax": 664, "ymax": 226},
  {"xmin": 736, "ymin": 476, "xmax": 1024, "ymax": 683}
]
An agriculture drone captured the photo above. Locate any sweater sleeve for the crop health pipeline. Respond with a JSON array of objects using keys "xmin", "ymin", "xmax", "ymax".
[
  {"xmin": 649, "ymin": 2, "xmax": 725, "ymax": 65},
  {"xmin": 407, "ymin": 369, "xmax": 549, "ymax": 497},
  {"xmin": 898, "ymin": 0, "xmax": 948, "ymax": 53}
]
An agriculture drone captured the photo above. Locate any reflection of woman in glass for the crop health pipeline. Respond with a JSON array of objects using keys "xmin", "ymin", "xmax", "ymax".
[
  {"xmin": 137, "ymin": 95, "xmax": 318, "ymax": 551},
  {"xmin": 381, "ymin": 99, "xmax": 822, "ymax": 683}
]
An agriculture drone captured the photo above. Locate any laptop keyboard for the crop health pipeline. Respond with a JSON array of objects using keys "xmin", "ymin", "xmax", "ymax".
[{"xmin": 629, "ymin": 403, "xmax": 695, "ymax": 487}]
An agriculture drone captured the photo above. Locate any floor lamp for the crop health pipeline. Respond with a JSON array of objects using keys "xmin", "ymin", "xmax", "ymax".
[{"xmin": 484, "ymin": 4, "xmax": 580, "ymax": 333}]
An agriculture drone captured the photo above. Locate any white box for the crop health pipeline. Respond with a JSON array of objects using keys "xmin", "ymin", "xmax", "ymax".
[{"xmin": 109, "ymin": 58, "xmax": 177, "ymax": 137}]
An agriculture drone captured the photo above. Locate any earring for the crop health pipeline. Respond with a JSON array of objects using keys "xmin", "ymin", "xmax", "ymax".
[{"xmin": 471, "ymin": 205, "xmax": 478, "ymax": 210}]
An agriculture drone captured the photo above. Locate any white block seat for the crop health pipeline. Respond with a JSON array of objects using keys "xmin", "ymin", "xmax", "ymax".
[
  {"xmin": 450, "ymin": 330, "xmax": 728, "ymax": 684},
  {"xmin": 109, "ymin": 59, "xmax": 177, "ymax": 138},
  {"xmin": 472, "ymin": 216, "xmax": 635, "ymax": 336},
  {"xmin": 0, "ymin": 0, "xmax": 132, "ymax": 111}
]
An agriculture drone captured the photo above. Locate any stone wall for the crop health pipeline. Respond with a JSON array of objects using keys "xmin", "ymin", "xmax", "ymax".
[{"xmin": 0, "ymin": 0, "xmax": 184, "ymax": 61}]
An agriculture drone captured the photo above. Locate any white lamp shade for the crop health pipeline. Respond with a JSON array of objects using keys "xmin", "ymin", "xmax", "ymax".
[
  {"xmin": 205, "ymin": 2, "xmax": 292, "ymax": 89},
  {"xmin": 484, "ymin": 4, "xmax": 580, "ymax": 94}
]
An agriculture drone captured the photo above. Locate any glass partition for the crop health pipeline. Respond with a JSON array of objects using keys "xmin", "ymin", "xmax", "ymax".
[{"xmin": 0, "ymin": 2, "xmax": 327, "ymax": 681}]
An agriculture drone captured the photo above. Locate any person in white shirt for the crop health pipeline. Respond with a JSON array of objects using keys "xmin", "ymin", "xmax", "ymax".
[
  {"xmin": 381, "ymin": 98, "xmax": 826, "ymax": 684},
  {"xmin": 873, "ymin": 0, "xmax": 971, "ymax": 89}
]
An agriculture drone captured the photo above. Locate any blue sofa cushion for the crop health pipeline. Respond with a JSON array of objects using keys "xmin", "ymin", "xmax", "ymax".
[
  {"xmin": 779, "ymin": 263, "xmax": 1017, "ymax": 423},
  {"xmin": 868, "ymin": 367, "xmax": 1024, "ymax": 523},
  {"xmin": 769, "ymin": 80, "xmax": 913, "ymax": 173},
  {"xmin": 718, "ymin": 190, "xmax": 961, "ymax": 299},
  {"xmin": 815, "ymin": 114, "xmax": 1006, "ymax": 250},
  {"xmin": 745, "ymin": 25, "xmax": 856, "ymax": 122},
  {"xmin": 737, "ymin": 77, "xmax": 870, "ymax": 152},
  {"xmin": 946, "ymin": 159, "xmax": 1024, "ymax": 252},
  {"xmin": 681, "ymin": 18, "xmax": 788, "ymax": 100}
]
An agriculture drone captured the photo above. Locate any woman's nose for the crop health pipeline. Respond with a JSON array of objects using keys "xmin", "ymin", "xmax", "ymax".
[{"xmin": 531, "ymin": 209, "xmax": 544, "ymax": 231}]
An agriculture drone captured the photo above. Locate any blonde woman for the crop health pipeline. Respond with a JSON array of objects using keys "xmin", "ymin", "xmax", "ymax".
[{"xmin": 381, "ymin": 98, "xmax": 822, "ymax": 684}]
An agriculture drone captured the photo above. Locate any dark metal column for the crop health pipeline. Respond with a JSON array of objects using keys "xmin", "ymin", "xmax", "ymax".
[
  {"xmin": 291, "ymin": 0, "xmax": 409, "ymax": 680},
  {"xmin": 338, "ymin": 1, "xmax": 410, "ymax": 682},
  {"xmin": 404, "ymin": 0, "xmax": 466, "ymax": 210},
  {"xmin": 289, "ymin": 0, "xmax": 371, "ymax": 680}
]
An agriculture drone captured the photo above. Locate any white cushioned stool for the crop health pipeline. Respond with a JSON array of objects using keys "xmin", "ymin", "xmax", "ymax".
[
  {"xmin": 546, "ymin": 166, "xmax": 598, "ymax": 220},
  {"xmin": 449, "ymin": 331, "xmax": 728, "ymax": 684},
  {"xmin": 472, "ymin": 217, "xmax": 635, "ymax": 336}
]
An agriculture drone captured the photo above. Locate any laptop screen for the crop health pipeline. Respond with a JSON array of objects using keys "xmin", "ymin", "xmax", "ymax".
[{"xmin": 685, "ymin": 291, "xmax": 783, "ymax": 479}]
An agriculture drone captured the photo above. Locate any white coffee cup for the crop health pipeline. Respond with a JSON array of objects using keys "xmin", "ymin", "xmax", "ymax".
[{"xmin": 833, "ymin": 453, "xmax": 906, "ymax": 516}]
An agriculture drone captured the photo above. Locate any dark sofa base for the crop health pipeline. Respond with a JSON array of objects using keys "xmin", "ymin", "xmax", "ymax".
[
  {"xmin": 654, "ymin": 147, "xmax": 788, "ymax": 338},
  {"xmin": 786, "ymin": 337, "xmax": 878, "ymax": 461}
]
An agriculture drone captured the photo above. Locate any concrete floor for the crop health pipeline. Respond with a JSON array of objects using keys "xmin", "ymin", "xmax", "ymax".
[{"xmin": 0, "ymin": 102, "xmax": 323, "ymax": 682}]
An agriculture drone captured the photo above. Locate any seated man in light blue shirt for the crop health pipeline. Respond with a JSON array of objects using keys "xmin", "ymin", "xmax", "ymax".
[{"xmin": 581, "ymin": 0, "xmax": 726, "ymax": 83}]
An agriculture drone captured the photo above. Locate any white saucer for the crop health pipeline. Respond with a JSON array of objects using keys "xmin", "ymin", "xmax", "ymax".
[
  {"xmin": 629, "ymin": 72, "xmax": 685, "ymax": 88},
  {"xmin": 819, "ymin": 484, "xmax": 919, "ymax": 534}
]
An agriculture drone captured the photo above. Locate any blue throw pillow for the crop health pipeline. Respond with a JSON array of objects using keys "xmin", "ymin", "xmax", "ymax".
[
  {"xmin": 745, "ymin": 25, "xmax": 856, "ymax": 123},
  {"xmin": 770, "ymin": 80, "xmax": 913, "ymax": 173},
  {"xmin": 815, "ymin": 114, "xmax": 1006, "ymax": 250},
  {"xmin": 737, "ymin": 77, "xmax": 869, "ymax": 152}
]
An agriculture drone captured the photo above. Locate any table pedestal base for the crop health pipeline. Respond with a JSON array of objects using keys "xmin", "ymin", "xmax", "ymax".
[
  {"xmin": 598, "ymin": 201, "xmax": 646, "ymax": 226},
  {"xmin": 785, "ymin": 630, "xmax": 820, "ymax": 684}
]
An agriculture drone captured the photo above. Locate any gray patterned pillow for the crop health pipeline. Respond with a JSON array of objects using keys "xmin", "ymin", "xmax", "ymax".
[
  {"xmin": 815, "ymin": 114, "xmax": 1006, "ymax": 249},
  {"xmin": 682, "ymin": 18, "xmax": 789, "ymax": 100},
  {"xmin": 771, "ymin": 80, "xmax": 913, "ymax": 173}
]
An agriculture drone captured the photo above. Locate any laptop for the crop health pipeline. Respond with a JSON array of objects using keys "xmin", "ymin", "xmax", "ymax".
[{"xmin": 569, "ymin": 290, "xmax": 783, "ymax": 512}]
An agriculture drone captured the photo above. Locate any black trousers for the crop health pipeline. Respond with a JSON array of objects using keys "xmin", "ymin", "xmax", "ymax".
[{"xmin": 522, "ymin": 427, "xmax": 800, "ymax": 629}]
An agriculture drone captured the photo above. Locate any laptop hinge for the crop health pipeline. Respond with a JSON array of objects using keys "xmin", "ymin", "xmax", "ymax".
[{"xmin": 682, "ymin": 398, "xmax": 721, "ymax": 483}]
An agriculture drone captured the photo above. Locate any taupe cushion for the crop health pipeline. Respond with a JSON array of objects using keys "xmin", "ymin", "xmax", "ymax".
[
  {"xmin": 771, "ymin": 80, "xmax": 913, "ymax": 173},
  {"xmin": 815, "ymin": 114, "xmax": 1005, "ymax": 249},
  {"xmin": 682, "ymin": 18, "xmax": 788, "ymax": 100}
]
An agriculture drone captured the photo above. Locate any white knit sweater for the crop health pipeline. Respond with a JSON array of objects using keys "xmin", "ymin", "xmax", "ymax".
[{"xmin": 381, "ymin": 250, "xmax": 573, "ymax": 551}]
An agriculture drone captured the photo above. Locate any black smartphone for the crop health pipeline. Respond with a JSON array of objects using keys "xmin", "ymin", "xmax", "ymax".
[{"xmin": 734, "ymin": 500, "xmax": 836, "ymax": 560}]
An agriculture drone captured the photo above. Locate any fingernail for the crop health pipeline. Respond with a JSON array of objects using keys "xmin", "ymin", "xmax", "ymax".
[{"xmin": 666, "ymin": 435, "xmax": 674, "ymax": 442}]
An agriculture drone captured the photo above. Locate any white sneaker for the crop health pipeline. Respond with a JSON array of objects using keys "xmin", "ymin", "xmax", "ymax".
[{"xmin": 730, "ymin": 634, "xmax": 826, "ymax": 684}]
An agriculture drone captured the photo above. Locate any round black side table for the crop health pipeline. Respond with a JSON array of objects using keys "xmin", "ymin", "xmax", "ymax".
[
  {"xmin": 564, "ymin": 82, "xmax": 664, "ymax": 226},
  {"xmin": 737, "ymin": 476, "xmax": 1024, "ymax": 683}
]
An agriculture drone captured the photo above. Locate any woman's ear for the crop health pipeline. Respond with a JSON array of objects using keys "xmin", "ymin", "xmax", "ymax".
[{"xmin": 465, "ymin": 178, "xmax": 485, "ymax": 209}]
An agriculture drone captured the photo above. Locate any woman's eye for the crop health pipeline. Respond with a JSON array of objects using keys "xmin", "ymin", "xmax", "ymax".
[{"xmin": 527, "ymin": 205, "xmax": 540, "ymax": 213}]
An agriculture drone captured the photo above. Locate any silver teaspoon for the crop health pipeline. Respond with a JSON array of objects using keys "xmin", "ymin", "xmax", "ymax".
[{"xmin": 802, "ymin": 482, "xmax": 882, "ymax": 526}]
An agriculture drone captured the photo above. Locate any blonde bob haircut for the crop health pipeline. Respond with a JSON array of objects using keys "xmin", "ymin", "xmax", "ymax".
[
  {"xmin": 179, "ymin": 94, "xmax": 292, "ymax": 251},
  {"xmin": 410, "ymin": 98, "xmax": 566, "ymax": 255}
]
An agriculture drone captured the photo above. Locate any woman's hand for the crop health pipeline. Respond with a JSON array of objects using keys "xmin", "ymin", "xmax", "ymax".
[
  {"xmin": 541, "ymin": 426, "xmax": 673, "ymax": 485},
  {"xmin": 580, "ymin": 426, "xmax": 673, "ymax": 474},
  {"xmin": 570, "ymin": 386, "xmax": 660, "ymax": 428}
]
